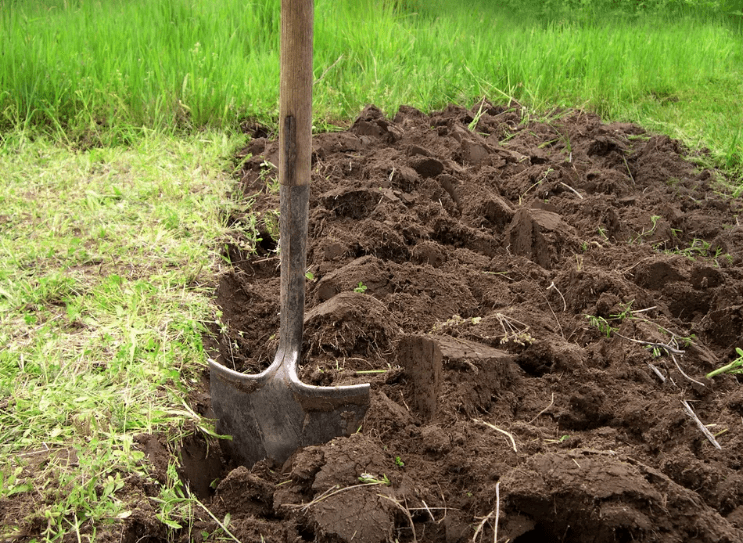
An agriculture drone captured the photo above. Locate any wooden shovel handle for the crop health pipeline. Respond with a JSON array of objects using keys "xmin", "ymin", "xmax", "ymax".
[{"xmin": 279, "ymin": 0, "xmax": 313, "ymax": 188}]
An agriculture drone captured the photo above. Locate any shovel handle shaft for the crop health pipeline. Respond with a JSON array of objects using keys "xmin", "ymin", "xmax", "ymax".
[{"xmin": 280, "ymin": 0, "xmax": 313, "ymax": 188}]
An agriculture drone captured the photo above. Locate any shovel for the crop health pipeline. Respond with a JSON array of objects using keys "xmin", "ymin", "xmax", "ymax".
[{"xmin": 208, "ymin": 0, "xmax": 370, "ymax": 468}]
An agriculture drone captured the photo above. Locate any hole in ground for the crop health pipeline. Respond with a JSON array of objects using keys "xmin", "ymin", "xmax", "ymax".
[{"xmin": 177, "ymin": 433, "xmax": 228, "ymax": 500}]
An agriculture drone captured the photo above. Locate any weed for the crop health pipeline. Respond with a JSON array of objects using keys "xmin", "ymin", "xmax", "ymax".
[
  {"xmin": 706, "ymin": 347, "xmax": 743, "ymax": 379},
  {"xmin": 586, "ymin": 314, "xmax": 616, "ymax": 338},
  {"xmin": 609, "ymin": 300, "xmax": 635, "ymax": 322},
  {"xmin": 646, "ymin": 344, "xmax": 664, "ymax": 358},
  {"xmin": 395, "ymin": 456, "xmax": 405, "ymax": 468},
  {"xmin": 468, "ymin": 100, "xmax": 487, "ymax": 131},
  {"xmin": 358, "ymin": 473, "xmax": 391, "ymax": 486},
  {"xmin": 642, "ymin": 215, "xmax": 662, "ymax": 237},
  {"xmin": 262, "ymin": 209, "xmax": 281, "ymax": 243},
  {"xmin": 152, "ymin": 462, "xmax": 191, "ymax": 531},
  {"xmin": 354, "ymin": 282, "xmax": 368, "ymax": 294},
  {"xmin": 493, "ymin": 313, "xmax": 534, "ymax": 346}
]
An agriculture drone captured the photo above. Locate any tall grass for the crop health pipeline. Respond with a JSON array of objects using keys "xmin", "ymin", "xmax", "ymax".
[{"xmin": 0, "ymin": 0, "xmax": 741, "ymax": 170}]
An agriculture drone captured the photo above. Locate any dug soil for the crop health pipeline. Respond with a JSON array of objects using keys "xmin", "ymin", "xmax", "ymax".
[{"xmin": 165, "ymin": 103, "xmax": 743, "ymax": 542}]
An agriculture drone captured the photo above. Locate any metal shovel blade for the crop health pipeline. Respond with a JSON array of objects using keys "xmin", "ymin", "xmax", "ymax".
[
  {"xmin": 209, "ymin": 349, "xmax": 370, "ymax": 468},
  {"xmin": 208, "ymin": 0, "xmax": 370, "ymax": 468}
]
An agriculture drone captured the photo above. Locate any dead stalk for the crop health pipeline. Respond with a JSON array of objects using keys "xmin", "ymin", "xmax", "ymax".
[
  {"xmin": 622, "ymin": 155, "xmax": 636, "ymax": 185},
  {"xmin": 284, "ymin": 481, "xmax": 386, "ymax": 512},
  {"xmin": 314, "ymin": 54, "xmax": 344, "ymax": 86},
  {"xmin": 474, "ymin": 419, "xmax": 518, "ymax": 452},
  {"xmin": 527, "ymin": 392, "xmax": 555, "ymax": 424},
  {"xmin": 647, "ymin": 363, "xmax": 667, "ymax": 384},
  {"xmin": 670, "ymin": 353, "xmax": 706, "ymax": 388},
  {"xmin": 547, "ymin": 282, "xmax": 567, "ymax": 312},
  {"xmin": 421, "ymin": 500, "xmax": 436, "ymax": 523},
  {"xmin": 379, "ymin": 494, "xmax": 417, "ymax": 543},
  {"xmin": 189, "ymin": 489, "xmax": 243, "ymax": 543},
  {"xmin": 559, "ymin": 182, "xmax": 584, "ymax": 199},
  {"xmin": 682, "ymin": 400, "xmax": 722, "ymax": 450},
  {"xmin": 472, "ymin": 511, "xmax": 494, "ymax": 543},
  {"xmin": 494, "ymin": 481, "xmax": 501, "ymax": 543}
]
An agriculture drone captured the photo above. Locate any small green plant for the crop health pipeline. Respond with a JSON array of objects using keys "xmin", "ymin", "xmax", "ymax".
[
  {"xmin": 643, "ymin": 215, "xmax": 662, "ymax": 236},
  {"xmin": 151, "ymin": 462, "xmax": 190, "ymax": 530},
  {"xmin": 585, "ymin": 314, "xmax": 616, "ymax": 338},
  {"xmin": 706, "ymin": 348, "xmax": 743, "ymax": 379},
  {"xmin": 646, "ymin": 344, "xmax": 663, "ymax": 358},
  {"xmin": 305, "ymin": 271, "xmax": 315, "ymax": 281},
  {"xmin": 468, "ymin": 100, "xmax": 486, "ymax": 131},
  {"xmin": 262, "ymin": 209, "xmax": 280, "ymax": 243},
  {"xmin": 0, "ymin": 466, "xmax": 32, "ymax": 498},
  {"xmin": 259, "ymin": 160, "xmax": 279, "ymax": 193},
  {"xmin": 358, "ymin": 473, "xmax": 391, "ymax": 486},
  {"xmin": 394, "ymin": 456, "xmax": 405, "ymax": 468},
  {"xmin": 354, "ymin": 282, "xmax": 368, "ymax": 294},
  {"xmin": 609, "ymin": 300, "xmax": 635, "ymax": 322}
]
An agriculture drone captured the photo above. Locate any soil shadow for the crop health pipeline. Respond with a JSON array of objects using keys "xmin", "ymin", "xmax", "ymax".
[{"xmin": 114, "ymin": 102, "xmax": 743, "ymax": 542}]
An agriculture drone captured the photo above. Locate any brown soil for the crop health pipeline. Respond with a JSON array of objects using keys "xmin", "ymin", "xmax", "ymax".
[{"xmin": 90, "ymin": 102, "xmax": 743, "ymax": 542}]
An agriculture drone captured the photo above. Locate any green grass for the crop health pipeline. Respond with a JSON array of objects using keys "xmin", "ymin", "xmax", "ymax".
[
  {"xmin": 1, "ymin": 0, "xmax": 741, "ymax": 177},
  {"xmin": 0, "ymin": 131, "xmax": 244, "ymax": 539}
]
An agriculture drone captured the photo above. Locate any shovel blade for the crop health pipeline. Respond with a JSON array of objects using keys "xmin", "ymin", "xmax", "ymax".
[{"xmin": 210, "ymin": 360, "xmax": 370, "ymax": 467}]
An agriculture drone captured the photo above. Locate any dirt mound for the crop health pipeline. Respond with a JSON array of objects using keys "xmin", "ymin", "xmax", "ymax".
[{"xmin": 200, "ymin": 102, "xmax": 743, "ymax": 542}]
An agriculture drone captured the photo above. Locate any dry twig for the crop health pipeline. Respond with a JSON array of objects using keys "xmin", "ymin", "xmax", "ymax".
[
  {"xmin": 472, "ymin": 511, "xmax": 494, "ymax": 543},
  {"xmin": 547, "ymin": 282, "xmax": 567, "ymax": 312},
  {"xmin": 682, "ymin": 400, "xmax": 722, "ymax": 450},
  {"xmin": 474, "ymin": 419, "xmax": 518, "ymax": 452},
  {"xmin": 559, "ymin": 182, "xmax": 584, "ymax": 199},
  {"xmin": 671, "ymin": 353, "xmax": 706, "ymax": 388},
  {"xmin": 379, "ymin": 494, "xmax": 417, "ymax": 543},
  {"xmin": 527, "ymin": 392, "xmax": 555, "ymax": 424}
]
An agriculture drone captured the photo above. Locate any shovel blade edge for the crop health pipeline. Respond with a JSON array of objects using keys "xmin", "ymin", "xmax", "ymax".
[{"xmin": 209, "ymin": 360, "xmax": 370, "ymax": 467}]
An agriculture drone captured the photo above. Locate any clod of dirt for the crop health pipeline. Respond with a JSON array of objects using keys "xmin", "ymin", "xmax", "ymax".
[
  {"xmin": 280, "ymin": 434, "xmax": 399, "ymax": 543},
  {"xmin": 212, "ymin": 466, "xmax": 275, "ymax": 519},
  {"xmin": 396, "ymin": 335, "xmax": 442, "ymax": 421},
  {"xmin": 303, "ymin": 290, "xmax": 400, "ymax": 360},
  {"xmin": 500, "ymin": 450, "xmax": 741, "ymax": 543},
  {"xmin": 307, "ymin": 488, "xmax": 394, "ymax": 543},
  {"xmin": 506, "ymin": 207, "xmax": 579, "ymax": 268}
]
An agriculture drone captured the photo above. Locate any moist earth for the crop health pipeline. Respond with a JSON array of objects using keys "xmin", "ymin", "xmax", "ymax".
[{"xmin": 18, "ymin": 102, "xmax": 743, "ymax": 542}]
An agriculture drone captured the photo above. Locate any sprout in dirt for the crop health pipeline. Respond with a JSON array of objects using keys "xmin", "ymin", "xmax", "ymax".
[
  {"xmin": 358, "ymin": 473, "xmax": 390, "ymax": 486},
  {"xmin": 706, "ymin": 347, "xmax": 743, "ymax": 379}
]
